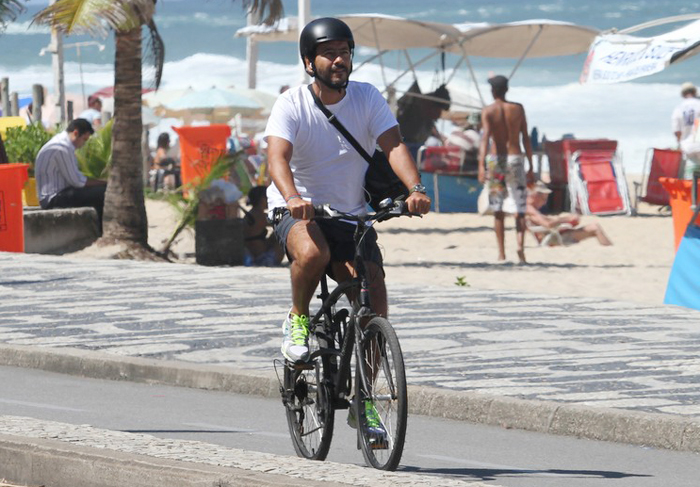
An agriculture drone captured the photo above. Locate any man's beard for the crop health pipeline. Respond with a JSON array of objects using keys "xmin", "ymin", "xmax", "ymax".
[{"xmin": 316, "ymin": 64, "xmax": 352, "ymax": 90}]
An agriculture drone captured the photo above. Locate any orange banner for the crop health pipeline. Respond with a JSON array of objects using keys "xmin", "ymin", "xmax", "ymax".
[{"xmin": 173, "ymin": 124, "xmax": 231, "ymax": 190}]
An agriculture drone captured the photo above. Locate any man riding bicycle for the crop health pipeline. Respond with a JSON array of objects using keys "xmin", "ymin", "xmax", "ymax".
[{"xmin": 265, "ymin": 17, "xmax": 430, "ymax": 433}]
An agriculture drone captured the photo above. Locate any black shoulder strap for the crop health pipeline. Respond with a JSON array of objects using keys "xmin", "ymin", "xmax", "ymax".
[{"xmin": 306, "ymin": 84, "xmax": 374, "ymax": 164}]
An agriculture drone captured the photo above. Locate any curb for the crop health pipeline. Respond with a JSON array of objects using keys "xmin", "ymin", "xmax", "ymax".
[
  {"xmin": 0, "ymin": 433, "xmax": 339, "ymax": 487},
  {"xmin": 1, "ymin": 343, "xmax": 699, "ymax": 454}
]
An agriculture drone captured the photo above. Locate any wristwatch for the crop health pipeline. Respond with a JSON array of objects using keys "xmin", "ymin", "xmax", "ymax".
[{"xmin": 408, "ymin": 184, "xmax": 427, "ymax": 195}]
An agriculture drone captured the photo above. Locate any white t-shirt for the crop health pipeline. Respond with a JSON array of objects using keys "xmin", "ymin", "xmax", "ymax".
[
  {"xmin": 671, "ymin": 97, "xmax": 700, "ymax": 142},
  {"xmin": 264, "ymin": 81, "xmax": 398, "ymax": 215},
  {"xmin": 34, "ymin": 131, "xmax": 87, "ymax": 207},
  {"xmin": 79, "ymin": 108, "xmax": 101, "ymax": 125}
]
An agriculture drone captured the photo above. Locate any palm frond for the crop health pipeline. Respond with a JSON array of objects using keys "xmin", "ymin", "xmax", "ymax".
[
  {"xmin": 0, "ymin": 0, "xmax": 26, "ymax": 32},
  {"xmin": 33, "ymin": 0, "xmax": 155, "ymax": 36},
  {"xmin": 242, "ymin": 0, "xmax": 284, "ymax": 26},
  {"xmin": 160, "ymin": 152, "xmax": 243, "ymax": 255},
  {"xmin": 144, "ymin": 17, "xmax": 164, "ymax": 88}
]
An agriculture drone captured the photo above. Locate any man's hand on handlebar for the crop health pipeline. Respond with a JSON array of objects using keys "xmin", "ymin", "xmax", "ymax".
[
  {"xmin": 406, "ymin": 192, "xmax": 431, "ymax": 215},
  {"xmin": 287, "ymin": 196, "xmax": 315, "ymax": 220}
]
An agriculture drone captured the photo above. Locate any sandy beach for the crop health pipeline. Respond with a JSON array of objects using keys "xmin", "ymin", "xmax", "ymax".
[{"xmin": 139, "ymin": 189, "xmax": 677, "ymax": 307}]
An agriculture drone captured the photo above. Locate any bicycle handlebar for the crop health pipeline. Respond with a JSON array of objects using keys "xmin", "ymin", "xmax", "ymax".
[{"xmin": 271, "ymin": 198, "xmax": 419, "ymax": 225}]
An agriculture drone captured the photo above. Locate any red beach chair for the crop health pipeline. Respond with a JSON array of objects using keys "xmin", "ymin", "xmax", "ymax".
[
  {"xmin": 569, "ymin": 149, "xmax": 631, "ymax": 216},
  {"xmin": 633, "ymin": 148, "xmax": 683, "ymax": 212}
]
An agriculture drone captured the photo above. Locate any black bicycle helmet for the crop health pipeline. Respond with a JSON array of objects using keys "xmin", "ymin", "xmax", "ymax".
[{"xmin": 299, "ymin": 17, "xmax": 355, "ymax": 64}]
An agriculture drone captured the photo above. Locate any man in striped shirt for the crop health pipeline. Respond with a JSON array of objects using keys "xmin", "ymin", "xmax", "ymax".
[{"xmin": 35, "ymin": 119, "xmax": 107, "ymax": 227}]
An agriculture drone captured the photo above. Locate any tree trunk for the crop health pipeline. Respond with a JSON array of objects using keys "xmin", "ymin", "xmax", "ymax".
[{"xmin": 101, "ymin": 26, "xmax": 148, "ymax": 247}]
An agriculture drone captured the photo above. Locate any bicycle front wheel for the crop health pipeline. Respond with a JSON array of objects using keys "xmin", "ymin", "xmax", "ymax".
[
  {"xmin": 283, "ymin": 355, "xmax": 335, "ymax": 460},
  {"xmin": 355, "ymin": 316, "xmax": 407, "ymax": 471}
]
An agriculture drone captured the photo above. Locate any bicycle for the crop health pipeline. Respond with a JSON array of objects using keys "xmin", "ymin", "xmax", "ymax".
[{"xmin": 274, "ymin": 198, "xmax": 413, "ymax": 471}]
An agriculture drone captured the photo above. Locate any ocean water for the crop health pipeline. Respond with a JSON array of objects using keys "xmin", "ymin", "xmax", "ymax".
[{"xmin": 3, "ymin": 0, "xmax": 700, "ymax": 171}]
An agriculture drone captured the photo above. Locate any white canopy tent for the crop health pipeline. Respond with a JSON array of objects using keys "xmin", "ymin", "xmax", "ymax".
[
  {"xmin": 237, "ymin": 13, "xmax": 463, "ymax": 101},
  {"xmin": 449, "ymin": 19, "xmax": 598, "ymax": 96},
  {"xmin": 236, "ymin": 13, "xmax": 461, "ymax": 49},
  {"xmin": 236, "ymin": 14, "xmax": 600, "ymax": 109},
  {"xmin": 580, "ymin": 14, "xmax": 700, "ymax": 84},
  {"xmin": 452, "ymin": 20, "xmax": 599, "ymax": 58}
]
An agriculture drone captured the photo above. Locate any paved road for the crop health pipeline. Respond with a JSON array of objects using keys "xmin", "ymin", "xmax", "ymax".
[{"xmin": 2, "ymin": 365, "xmax": 699, "ymax": 487}]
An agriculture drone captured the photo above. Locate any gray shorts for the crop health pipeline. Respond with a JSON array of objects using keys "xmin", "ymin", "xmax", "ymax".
[{"xmin": 272, "ymin": 209, "xmax": 384, "ymax": 274}]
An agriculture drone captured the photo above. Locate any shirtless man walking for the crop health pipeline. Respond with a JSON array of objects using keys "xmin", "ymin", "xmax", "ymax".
[{"xmin": 478, "ymin": 75, "xmax": 534, "ymax": 263}]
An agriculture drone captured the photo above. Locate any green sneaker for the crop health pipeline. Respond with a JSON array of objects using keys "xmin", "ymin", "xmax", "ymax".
[
  {"xmin": 281, "ymin": 311, "xmax": 310, "ymax": 362},
  {"xmin": 348, "ymin": 399, "xmax": 388, "ymax": 448}
]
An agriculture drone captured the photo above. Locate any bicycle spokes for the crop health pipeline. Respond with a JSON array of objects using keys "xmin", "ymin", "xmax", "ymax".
[
  {"xmin": 282, "ymin": 355, "xmax": 335, "ymax": 461},
  {"xmin": 356, "ymin": 317, "xmax": 407, "ymax": 471}
]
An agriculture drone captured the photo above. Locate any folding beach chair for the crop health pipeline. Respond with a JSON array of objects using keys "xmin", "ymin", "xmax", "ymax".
[
  {"xmin": 633, "ymin": 148, "xmax": 683, "ymax": 212},
  {"xmin": 528, "ymin": 222, "xmax": 575, "ymax": 247},
  {"xmin": 568, "ymin": 149, "xmax": 631, "ymax": 216}
]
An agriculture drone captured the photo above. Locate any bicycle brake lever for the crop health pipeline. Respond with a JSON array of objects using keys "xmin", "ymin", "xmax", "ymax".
[{"xmin": 313, "ymin": 204, "xmax": 342, "ymax": 219}]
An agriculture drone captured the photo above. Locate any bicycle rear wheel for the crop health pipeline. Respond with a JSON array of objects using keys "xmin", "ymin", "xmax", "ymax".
[
  {"xmin": 283, "ymin": 353, "xmax": 335, "ymax": 460},
  {"xmin": 355, "ymin": 316, "xmax": 407, "ymax": 470}
]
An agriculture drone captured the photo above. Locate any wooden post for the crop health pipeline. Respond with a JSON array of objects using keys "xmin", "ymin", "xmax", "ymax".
[
  {"xmin": 10, "ymin": 92, "xmax": 19, "ymax": 116},
  {"xmin": 67, "ymin": 100, "xmax": 73, "ymax": 121},
  {"xmin": 32, "ymin": 84, "xmax": 44, "ymax": 124},
  {"xmin": 0, "ymin": 78, "xmax": 10, "ymax": 117}
]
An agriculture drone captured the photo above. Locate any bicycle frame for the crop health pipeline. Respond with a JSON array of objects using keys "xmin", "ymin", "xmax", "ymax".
[{"xmin": 306, "ymin": 217, "xmax": 378, "ymax": 407}]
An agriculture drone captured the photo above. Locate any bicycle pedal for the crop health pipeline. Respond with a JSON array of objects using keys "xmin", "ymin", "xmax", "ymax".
[{"xmin": 368, "ymin": 436, "xmax": 389, "ymax": 450}]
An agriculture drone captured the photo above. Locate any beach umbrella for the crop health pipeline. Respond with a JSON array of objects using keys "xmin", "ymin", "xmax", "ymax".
[
  {"xmin": 236, "ymin": 14, "xmax": 460, "ymax": 50},
  {"xmin": 450, "ymin": 20, "xmax": 599, "ymax": 59},
  {"xmin": 164, "ymin": 87, "xmax": 262, "ymax": 113},
  {"xmin": 142, "ymin": 87, "xmax": 194, "ymax": 108},
  {"xmin": 223, "ymin": 86, "xmax": 277, "ymax": 115},
  {"xmin": 141, "ymin": 105, "xmax": 161, "ymax": 127}
]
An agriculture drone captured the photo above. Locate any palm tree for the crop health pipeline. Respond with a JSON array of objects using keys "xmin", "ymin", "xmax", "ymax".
[
  {"xmin": 0, "ymin": 0, "xmax": 25, "ymax": 33},
  {"xmin": 34, "ymin": 0, "xmax": 283, "ymax": 258}
]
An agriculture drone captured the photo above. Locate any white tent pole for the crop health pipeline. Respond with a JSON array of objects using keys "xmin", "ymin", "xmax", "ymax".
[
  {"xmin": 508, "ymin": 26, "xmax": 543, "ymax": 80},
  {"xmin": 402, "ymin": 50, "xmax": 419, "ymax": 82},
  {"xmin": 49, "ymin": 0, "xmax": 65, "ymax": 124},
  {"xmin": 246, "ymin": 8, "xmax": 260, "ymax": 89},
  {"xmin": 370, "ymin": 18, "xmax": 388, "ymax": 88},
  {"xmin": 355, "ymin": 51, "xmax": 388, "ymax": 71},
  {"xmin": 298, "ymin": 0, "xmax": 311, "ymax": 85},
  {"xmin": 388, "ymin": 50, "xmax": 439, "ymax": 87},
  {"xmin": 619, "ymin": 13, "xmax": 700, "ymax": 35},
  {"xmin": 445, "ymin": 55, "xmax": 465, "ymax": 84},
  {"xmin": 459, "ymin": 45, "xmax": 485, "ymax": 107}
]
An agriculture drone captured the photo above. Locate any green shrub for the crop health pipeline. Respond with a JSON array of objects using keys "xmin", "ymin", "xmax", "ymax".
[
  {"xmin": 76, "ymin": 119, "xmax": 113, "ymax": 179},
  {"xmin": 4, "ymin": 123, "xmax": 54, "ymax": 175}
]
